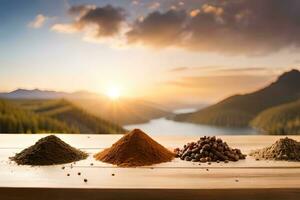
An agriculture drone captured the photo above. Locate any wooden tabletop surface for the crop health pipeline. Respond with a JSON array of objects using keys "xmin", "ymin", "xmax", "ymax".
[{"xmin": 0, "ymin": 134, "xmax": 299, "ymax": 200}]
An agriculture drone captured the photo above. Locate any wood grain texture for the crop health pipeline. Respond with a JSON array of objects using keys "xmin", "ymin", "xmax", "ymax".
[{"xmin": 0, "ymin": 134, "xmax": 299, "ymax": 200}]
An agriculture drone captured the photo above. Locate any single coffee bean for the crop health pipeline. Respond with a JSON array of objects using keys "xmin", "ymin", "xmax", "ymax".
[{"xmin": 185, "ymin": 156, "xmax": 192, "ymax": 161}]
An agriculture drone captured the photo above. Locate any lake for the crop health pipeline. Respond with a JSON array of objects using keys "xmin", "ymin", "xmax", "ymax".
[{"xmin": 124, "ymin": 108, "xmax": 259, "ymax": 136}]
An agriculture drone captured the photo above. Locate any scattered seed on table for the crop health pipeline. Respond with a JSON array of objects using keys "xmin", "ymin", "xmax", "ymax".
[
  {"xmin": 67, "ymin": 173, "xmax": 70, "ymax": 176},
  {"xmin": 62, "ymin": 166, "xmax": 65, "ymax": 170},
  {"xmin": 206, "ymin": 169, "xmax": 209, "ymax": 171},
  {"xmin": 255, "ymin": 158, "xmax": 260, "ymax": 161},
  {"xmin": 84, "ymin": 179, "xmax": 88, "ymax": 182},
  {"xmin": 78, "ymin": 172, "xmax": 81, "ymax": 176},
  {"xmin": 112, "ymin": 173, "xmax": 115, "ymax": 176},
  {"xmin": 90, "ymin": 163, "xmax": 94, "ymax": 166},
  {"xmin": 208, "ymin": 162, "xmax": 211, "ymax": 165},
  {"xmin": 235, "ymin": 179, "xmax": 239, "ymax": 182}
]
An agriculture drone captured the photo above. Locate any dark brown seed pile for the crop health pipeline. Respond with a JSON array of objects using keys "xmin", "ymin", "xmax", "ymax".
[
  {"xmin": 250, "ymin": 137, "xmax": 300, "ymax": 161},
  {"xmin": 174, "ymin": 136, "xmax": 246, "ymax": 163},
  {"xmin": 10, "ymin": 135, "xmax": 88, "ymax": 165}
]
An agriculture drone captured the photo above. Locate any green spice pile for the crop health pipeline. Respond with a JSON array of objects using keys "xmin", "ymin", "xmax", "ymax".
[
  {"xmin": 250, "ymin": 137, "xmax": 300, "ymax": 161},
  {"xmin": 174, "ymin": 136, "xmax": 246, "ymax": 162},
  {"xmin": 10, "ymin": 135, "xmax": 88, "ymax": 165}
]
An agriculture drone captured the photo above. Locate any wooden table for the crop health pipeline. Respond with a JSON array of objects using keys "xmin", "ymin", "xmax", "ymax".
[{"xmin": 0, "ymin": 134, "xmax": 299, "ymax": 200}]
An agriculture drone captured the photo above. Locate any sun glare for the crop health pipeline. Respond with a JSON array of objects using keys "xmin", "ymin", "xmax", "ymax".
[{"xmin": 106, "ymin": 86, "xmax": 121, "ymax": 100}]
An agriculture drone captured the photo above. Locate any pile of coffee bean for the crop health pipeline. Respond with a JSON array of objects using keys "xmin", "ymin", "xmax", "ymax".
[{"xmin": 174, "ymin": 136, "xmax": 246, "ymax": 163}]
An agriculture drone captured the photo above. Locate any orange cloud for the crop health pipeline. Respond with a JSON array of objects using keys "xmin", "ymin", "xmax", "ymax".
[
  {"xmin": 189, "ymin": 9, "xmax": 200, "ymax": 17},
  {"xmin": 28, "ymin": 14, "xmax": 48, "ymax": 28},
  {"xmin": 52, "ymin": 5, "xmax": 126, "ymax": 38},
  {"xmin": 202, "ymin": 4, "xmax": 223, "ymax": 16}
]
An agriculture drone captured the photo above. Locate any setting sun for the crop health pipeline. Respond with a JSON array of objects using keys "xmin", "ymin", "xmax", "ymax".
[{"xmin": 106, "ymin": 86, "xmax": 121, "ymax": 100}]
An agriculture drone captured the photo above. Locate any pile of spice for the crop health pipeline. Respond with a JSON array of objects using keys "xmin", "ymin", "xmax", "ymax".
[
  {"xmin": 94, "ymin": 129, "xmax": 174, "ymax": 167},
  {"xmin": 174, "ymin": 136, "xmax": 246, "ymax": 162},
  {"xmin": 10, "ymin": 135, "xmax": 88, "ymax": 165},
  {"xmin": 250, "ymin": 137, "xmax": 300, "ymax": 161}
]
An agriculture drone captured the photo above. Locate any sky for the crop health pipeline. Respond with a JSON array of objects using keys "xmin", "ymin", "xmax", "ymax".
[{"xmin": 1, "ymin": 0, "xmax": 300, "ymax": 105}]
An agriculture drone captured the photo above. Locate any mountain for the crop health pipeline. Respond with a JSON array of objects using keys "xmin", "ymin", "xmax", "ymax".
[
  {"xmin": 71, "ymin": 98, "xmax": 171, "ymax": 125},
  {"xmin": 0, "ymin": 99, "xmax": 75, "ymax": 133},
  {"xmin": 0, "ymin": 89, "xmax": 100, "ymax": 99},
  {"xmin": 13, "ymin": 99, "xmax": 125, "ymax": 134},
  {"xmin": 172, "ymin": 69, "xmax": 300, "ymax": 127},
  {"xmin": 252, "ymin": 100, "xmax": 300, "ymax": 135},
  {"xmin": 0, "ymin": 89, "xmax": 170, "ymax": 125}
]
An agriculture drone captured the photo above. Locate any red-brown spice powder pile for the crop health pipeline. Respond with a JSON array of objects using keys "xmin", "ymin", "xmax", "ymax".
[{"xmin": 94, "ymin": 129, "xmax": 175, "ymax": 167}]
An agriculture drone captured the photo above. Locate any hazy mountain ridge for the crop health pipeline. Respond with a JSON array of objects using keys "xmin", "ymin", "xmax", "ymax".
[
  {"xmin": 0, "ymin": 89, "xmax": 171, "ymax": 125},
  {"xmin": 0, "ymin": 89, "xmax": 100, "ymax": 99},
  {"xmin": 172, "ymin": 69, "xmax": 300, "ymax": 128}
]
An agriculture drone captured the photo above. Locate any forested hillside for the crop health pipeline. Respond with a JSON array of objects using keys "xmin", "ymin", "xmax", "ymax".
[
  {"xmin": 252, "ymin": 100, "xmax": 300, "ymax": 135},
  {"xmin": 72, "ymin": 98, "xmax": 170, "ymax": 125},
  {"xmin": 0, "ymin": 99, "xmax": 74, "ymax": 133},
  {"xmin": 14, "ymin": 99, "xmax": 125, "ymax": 134}
]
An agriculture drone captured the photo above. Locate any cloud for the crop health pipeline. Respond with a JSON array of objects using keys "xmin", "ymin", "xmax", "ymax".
[
  {"xmin": 127, "ymin": 0, "xmax": 300, "ymax": 55},
  {"xmin": 28, "ymin": 14, "xmax": 47, "ymax": 28},
  {"xmin": 294, "ymin": 59, "xmax": 300, "ymax": 64},
  {"xmin": 168, "ymin": 66, "xmax": 268, "ymax": 75},
  {"xmin": 167, "ymin": 74, "xmax": 275, "ymax": 93},
  {"xmin": 189, "ymin": 9, "xmax": 200, "ymax": 17},
  {"xmin": 169, "ymin": 67, "xmax": 190, "ymax": 72},
  {"xmin": 127, "ymin": 10, "xmax": 187, "ymax": 47},
  {"xmin": 132, "ymin": 1, "xmax": 139, "ymax": 6},
  {"xmin": 166, "ymin": 75, "xmax": 270, "ymax": 88},
  {"xmin": 148, "ymin": 2, "xmax": 161, "ymax": 10},
  {"xmin": 52, "ymin": 1, "xmax": 300, "ymax": 55},
  {"xmin": 52, "ymin": 4, "xmax": 126, "ymax": 39},
  {"xmin": 155, "ymin": 74, "xmax": 275, "ymax": 103},
  {"xmin": 51, "ymin": 24, "xmax": 79, "ymax": 33},
  {"xmin": 216, "ymin": 67, "xmax": 267, "ymax": 73}
]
